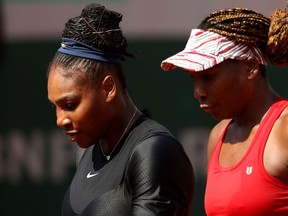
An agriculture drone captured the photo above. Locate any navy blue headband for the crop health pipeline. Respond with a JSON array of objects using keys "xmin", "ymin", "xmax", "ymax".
[{"xmin": 58, "ymin": 37, "xmax": 123, "ymax": 64}]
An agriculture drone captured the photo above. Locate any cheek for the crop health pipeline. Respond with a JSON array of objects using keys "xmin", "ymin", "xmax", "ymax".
[
  {"xmin": 77, "ymin": 100, "xmax": 107, "ymax": 132},
  {"xmin": 76, "ymin": 88, "xmax": 111, "ymax": 136},
  {"xmin": 214, "ymin": 75, "xmax": 241, "ymax": 96},
  {"xmin": 78, "ymin": 104, "xmax": 99, "ymax": 126}
]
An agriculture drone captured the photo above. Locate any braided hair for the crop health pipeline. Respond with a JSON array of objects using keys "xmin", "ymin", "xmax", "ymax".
[
  {"xmin": 48, "ymin": 3, "xmax": 133, "ymax": 91},
  {"xmin": 198, "ymin": 6, "xmax": 288, "ymax": 67},
  {"xmin": 63, "ymin": 3, "xmax": 129, "ymax": 55}
]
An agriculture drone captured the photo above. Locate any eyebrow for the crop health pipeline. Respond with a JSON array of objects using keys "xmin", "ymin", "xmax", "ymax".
[{"xmin": 55, "ymin": 93, "xmax": 76, "ymax": 104}]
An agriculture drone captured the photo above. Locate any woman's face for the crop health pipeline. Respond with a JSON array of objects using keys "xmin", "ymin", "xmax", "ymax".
[
  {"xmin": 47, "ymin": 66, "xmax": 110, "ymax": 148},
  {"xmin": 190, "ymin": 59, "xmax": 253, "ymax": 121}
]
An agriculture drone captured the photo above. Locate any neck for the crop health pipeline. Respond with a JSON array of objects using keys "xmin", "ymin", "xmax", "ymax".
[
  {"xmin": 233, "ymin": 87, "xmax": 279, "ymax": 127},
  {"xmin": 100, "ymin": 102, "xmax": 139, "ymax": 156}
]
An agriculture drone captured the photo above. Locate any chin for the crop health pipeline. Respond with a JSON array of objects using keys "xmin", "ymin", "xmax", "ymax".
[
  {"xmin": 213, "ymin": 116, "xmax": 225, "ymax": 121},
  {"xmin": 77, "ymin": 141, "xmax": 94, "ymax": 149},
  {"xmin": 210, "ymin": 113, "xmax": 227, "ymax": 121}
]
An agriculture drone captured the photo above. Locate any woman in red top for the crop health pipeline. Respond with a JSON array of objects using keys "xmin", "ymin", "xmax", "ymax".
[{"xmin": 161, "ymin": 4, "xmax": 288, "ymax": 216}]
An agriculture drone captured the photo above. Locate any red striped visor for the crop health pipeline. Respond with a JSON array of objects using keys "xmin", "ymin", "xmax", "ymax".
[{"xmin": 161, "ymin": 29, "xmax": 267, "ymax": 72}]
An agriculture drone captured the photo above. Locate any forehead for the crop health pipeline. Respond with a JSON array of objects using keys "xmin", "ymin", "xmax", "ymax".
[
  {"xmin": 47, "ymin": 67, "xmax": 89, "ymax": 101},
  {"xmin": 49, "ymin": 65, "xmax": 87, "ymax": 83}
]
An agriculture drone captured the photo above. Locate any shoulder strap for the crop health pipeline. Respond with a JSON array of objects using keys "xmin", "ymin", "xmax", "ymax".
[{"xmin": 256, "ymin": 98, "xmax": 288, "ymax": 148}]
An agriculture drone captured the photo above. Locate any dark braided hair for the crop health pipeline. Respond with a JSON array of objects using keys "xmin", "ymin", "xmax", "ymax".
[
  {"xmin": 198, "ymin": 6, "xmax": 288, "ymax": 67},
  {"xmin": 48, "ymin": 3, "xmax": 133, "ymax": 91},
  {"xmin": 267, "ymin": 5, "xmax": 288, "ymax": 66},
  {"xmin": 63, "ymin": 3, "xmax": 129, "ymax": 55}
]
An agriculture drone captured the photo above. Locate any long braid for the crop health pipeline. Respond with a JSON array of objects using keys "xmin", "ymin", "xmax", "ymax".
[
  {"xmin": 198, "ymin": 7, "xmax": 288, "ymax": 66},
  {"xmin": 198, "ymin": 8, "xmax": 270, "ymax": 51}
]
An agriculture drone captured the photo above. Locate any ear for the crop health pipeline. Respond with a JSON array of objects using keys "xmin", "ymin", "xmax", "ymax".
[
  {"xmin": 101, "ymin": 75, "xmax": 116, "ymax": 102},
  {"xmin": 246, "ymin": 57, "xmax": 260, "ymax": 80}
]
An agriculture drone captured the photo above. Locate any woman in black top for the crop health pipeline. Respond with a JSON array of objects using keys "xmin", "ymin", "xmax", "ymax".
[{"xmin": 47, "ymin": 3, "xmax": 194, "ymax": 216}]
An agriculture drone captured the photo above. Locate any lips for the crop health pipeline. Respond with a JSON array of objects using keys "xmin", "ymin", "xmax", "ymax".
[
  {"xmin": 199, "ymin": 103, "xmax": 214, "ymax": 113},
  {"xmin": 65, "ymin": 130, "xmax": 79, "ymax": 141}
]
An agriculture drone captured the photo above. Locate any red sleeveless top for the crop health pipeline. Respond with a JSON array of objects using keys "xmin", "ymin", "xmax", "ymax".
[{"xmin": 205, "ymin": 98, "xmax": 288, "ymax": 216}]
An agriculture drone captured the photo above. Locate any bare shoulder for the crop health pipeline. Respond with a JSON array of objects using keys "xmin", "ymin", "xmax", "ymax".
[
  {"xmin": 265, "ymin": 106, "xmax": 288, "ymax": 182},
  {"xmin": 207, "ymin": 119, "xmax": 230, "ymax": 160},
  {"xmin": 275, "ymin": 107, "xmax": 288, "ymax": 141},
  {"xmin": 269, "ymin": 106, "xmax": 288, "ymax": 157}
]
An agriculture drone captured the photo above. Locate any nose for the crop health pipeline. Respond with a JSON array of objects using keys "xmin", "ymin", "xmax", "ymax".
[
  {"xmin": 193, "ymin": 80, "xmax": 207, "ymax": 100},
  {"xmin": 56, "ymin": 110, "xmax": 71, "ymax": 128}
]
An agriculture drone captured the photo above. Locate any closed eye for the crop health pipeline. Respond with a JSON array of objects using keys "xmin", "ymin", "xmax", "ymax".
[
  {"xmin": 53, "ymin": 93, "xmax": 80, "ymax": 112},
  {"xmin": 64, "ymin": 103, "xmax": 76, "ymax": 111}
]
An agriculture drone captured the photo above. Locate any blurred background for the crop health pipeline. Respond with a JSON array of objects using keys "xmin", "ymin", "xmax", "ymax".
[{"xmin": 1, "ymin": 0, "xmax": 288, "ymax": 215}]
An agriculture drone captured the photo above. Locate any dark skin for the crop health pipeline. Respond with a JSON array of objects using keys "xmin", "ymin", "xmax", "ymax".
[
  {"xmin": 47, "ymin": 66, "xmax": 140, "ymax": 153},
  {"xmin": 190, "ymin": 57, "xmax": 288, "ymax": 184}
]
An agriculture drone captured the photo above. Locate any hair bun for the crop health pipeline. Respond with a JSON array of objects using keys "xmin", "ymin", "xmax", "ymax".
[{"xmin": 266, "ymin": 4, "xmax": 288, "ymax": 66}]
